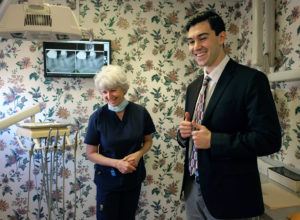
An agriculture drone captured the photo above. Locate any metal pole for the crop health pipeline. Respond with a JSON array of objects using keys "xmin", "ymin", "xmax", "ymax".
[
  {"xmin": 73, "ymin": 131, "xmax": 78, "ymax": 220},
  {"xmin": 50, "ymin": 129, "xmax": 59, "ymax": 218},
  {"xmin": 26, "ymin": 143, "xmax": 35, "ymax": 220},
  {"xmin": 38, "ymin": 147, "xmax": 45, "ymax": 220},
  {"xmin": 62, "ymin": 132, "xmax": 66, "ymax": 220},
  {"xmin": 45, "ymin": 129, "xmax": 52, "ymax": 220}
]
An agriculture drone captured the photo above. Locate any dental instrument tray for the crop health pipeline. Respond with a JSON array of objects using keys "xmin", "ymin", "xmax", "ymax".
[
  {"xmin": 17, "ymin": 122, "xmax": 70, "ymax": 128},
  {"xmin": 16, "ymin": 122, "xmax": 71, "ymax": 138}
]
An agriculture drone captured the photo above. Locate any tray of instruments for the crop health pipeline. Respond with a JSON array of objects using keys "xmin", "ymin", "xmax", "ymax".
[
  {"xmin": 17, "ymin": 122, "xmax": 70, "ymax": 128},
  {"xmin": 16, "ymin": 122, "xmax": 71, "ymax": 138}
]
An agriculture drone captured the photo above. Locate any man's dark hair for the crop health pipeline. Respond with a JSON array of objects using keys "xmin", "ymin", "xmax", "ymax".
[{"xmin": 185, "ymin": 11, "xmax": 225, "ymax": 36}]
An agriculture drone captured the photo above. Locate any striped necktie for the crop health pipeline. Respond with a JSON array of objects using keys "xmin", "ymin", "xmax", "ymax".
[{"xmin": 189, "ymin": 75, "xmax": 211, "ymax": 176}]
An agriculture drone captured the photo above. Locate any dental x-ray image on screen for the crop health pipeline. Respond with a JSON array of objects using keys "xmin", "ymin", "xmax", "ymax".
[{"xmin": 43, "ymin": 40, "xmax": 111, "ymax": 78}]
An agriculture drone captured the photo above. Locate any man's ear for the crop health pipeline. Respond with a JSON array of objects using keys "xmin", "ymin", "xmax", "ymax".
[{"xmin": 219, "ymin": 31, "xmax": 226, "ymax": 45}]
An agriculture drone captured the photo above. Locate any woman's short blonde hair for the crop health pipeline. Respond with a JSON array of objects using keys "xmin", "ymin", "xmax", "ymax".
[{"xmin": 94, "ymin": 65, "xmax": 129, "ymax": 93}]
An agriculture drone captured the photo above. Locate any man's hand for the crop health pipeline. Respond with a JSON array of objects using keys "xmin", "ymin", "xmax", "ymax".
[
  {"xmin": 179, "ymin": 112, "xmax": 193, "ymax": 138},
  {"xmin": 192, "ymin": 122, "xmax": 211, "ymax": 149}
]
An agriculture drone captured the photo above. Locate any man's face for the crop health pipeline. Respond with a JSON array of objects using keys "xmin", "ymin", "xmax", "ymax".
[{"xmin": 187, "ymin": 20, "xmax": 225, "ymax": 73}]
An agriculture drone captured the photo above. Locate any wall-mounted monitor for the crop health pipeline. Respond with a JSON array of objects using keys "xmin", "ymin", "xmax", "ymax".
[{"xmin": 43, "ymin": 40, "xmax": 111, "ymax": 78}]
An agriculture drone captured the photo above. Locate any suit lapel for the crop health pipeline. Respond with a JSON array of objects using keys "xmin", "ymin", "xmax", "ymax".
[{"xmin": 202, "ymin": 60, "xmax": 237, "ymax": 124}]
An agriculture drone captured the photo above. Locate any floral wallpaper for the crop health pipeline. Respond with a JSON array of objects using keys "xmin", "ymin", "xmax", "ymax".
[
  {"xmin": 0, "ymin": 0, "xmax": 299, "ymax": 219},
  {"xmin": 236, "ymin": 0, "xmax": 300, "ymax": 169},
  {"xmin": 271, "ymin": 0, "xmax": 300, "ymax": 168}
]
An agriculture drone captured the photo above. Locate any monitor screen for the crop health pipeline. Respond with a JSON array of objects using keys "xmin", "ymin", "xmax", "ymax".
[{"xmin": 43, "ymin": 40, "xmax": 111, "ymax": 78}]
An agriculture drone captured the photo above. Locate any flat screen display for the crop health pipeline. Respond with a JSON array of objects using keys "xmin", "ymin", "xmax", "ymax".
[{"xmin": 43, "ymin": 40, "xmax": 111, "ymax": 78}]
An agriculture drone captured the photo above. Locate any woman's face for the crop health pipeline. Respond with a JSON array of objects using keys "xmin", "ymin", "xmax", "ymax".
[{"xmin": 102, "ymin": 86, "xmax": 126, "ymax": 107}]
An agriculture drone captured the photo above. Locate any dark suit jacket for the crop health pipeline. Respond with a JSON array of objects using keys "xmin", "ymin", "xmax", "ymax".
[{"xmin": 177, "ymin": 59, "xmax": 281, "ymax": 219}]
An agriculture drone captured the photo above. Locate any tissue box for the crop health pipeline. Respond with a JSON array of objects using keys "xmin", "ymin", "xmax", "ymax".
[{"xmin": 268, "ymin": 167, "xmax": 300, "ymax": 193}]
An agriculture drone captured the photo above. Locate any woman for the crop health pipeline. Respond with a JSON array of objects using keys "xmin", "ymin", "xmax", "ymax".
[{"xmin": 84, "ymin": 65, "xmax": 156, "ymax": 220}]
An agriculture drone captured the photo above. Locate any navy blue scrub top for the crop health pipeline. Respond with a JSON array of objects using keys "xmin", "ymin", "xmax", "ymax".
[{"xmin": 84, "ymin": 101, "xmax": 156, "ymax": 191}]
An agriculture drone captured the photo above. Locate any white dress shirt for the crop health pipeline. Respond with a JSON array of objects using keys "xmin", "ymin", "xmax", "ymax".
[
  {"xmin": 203, "ymin": 55, "xmax": 230, "ymax": 112},
  {"xmin": 189, "ymin": 55, "xmax": 230, "ymax": 158}
]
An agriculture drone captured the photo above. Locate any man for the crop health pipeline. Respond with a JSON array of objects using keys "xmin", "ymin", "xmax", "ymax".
[{"xmin": 177, "ymin": 11, "xmax": 281, "ymax": 220}]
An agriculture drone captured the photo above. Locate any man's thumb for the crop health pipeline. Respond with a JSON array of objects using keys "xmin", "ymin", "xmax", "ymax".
[
  {"xmin": 192, "ymin": 121, "xmax": 201, "ymax": 130},
  {"xmin": 185, "ymin": 112, "xmax": 190, "ymax": 121}
]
